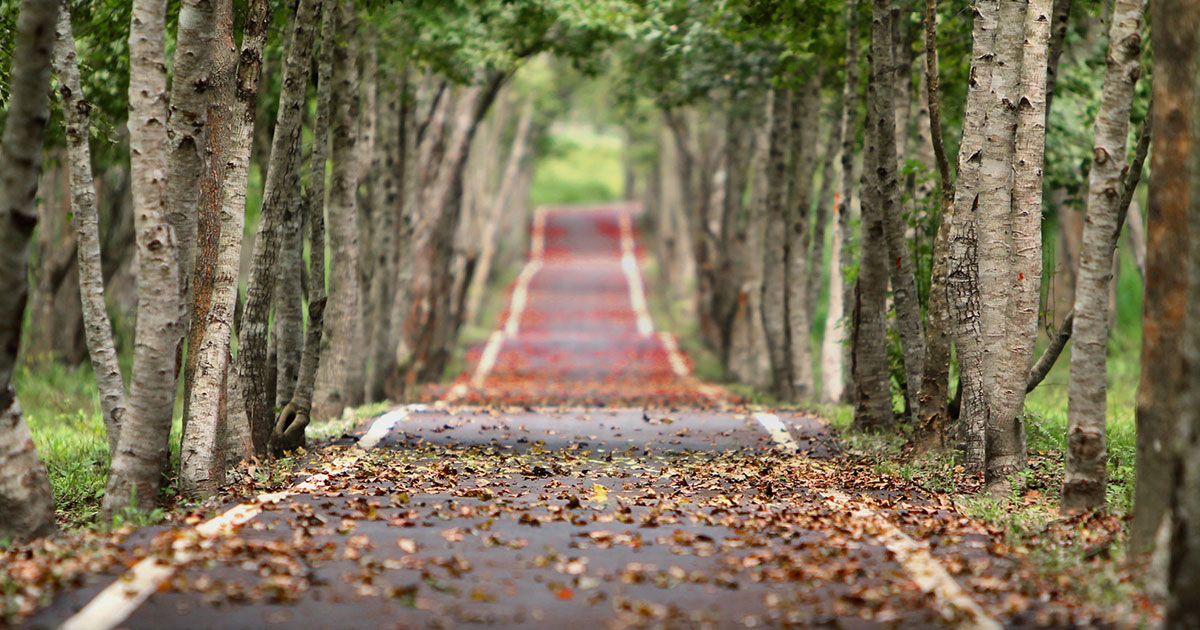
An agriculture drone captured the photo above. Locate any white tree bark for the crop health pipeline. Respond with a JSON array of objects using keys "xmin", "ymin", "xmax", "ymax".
[
  {"xmin": 947, "ymin": 0, "xmax": 999, "ymax": 473},
  {"xmin": 180, "ymin": 0, "xmax": 269, "ymax": 490},
  {"xmin": 1063, "ymin": 0, "xmax": 1147, "ymax": 512},
  {"xmin": 166, "ymin": 0, "xmax": 219, "ymax": 301},
  {"xmin": 54, "ymin": 9, "xmax": 128, "ymax": 456},
  {"xmin": 104, "ymin": 0, "xmax": 184, "ymax": 518}
]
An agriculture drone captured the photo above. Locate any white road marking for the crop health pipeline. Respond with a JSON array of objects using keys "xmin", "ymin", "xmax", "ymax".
[
  {"xmin": 752, "ymin": 412, "xmax": 801, "ymax": 451},
  {"xmin": 752, "ymin": 413, "xmax": 1003, "ymax": 630},
  {"xmin": 60, "ymin": 411, "xmax": 407, "ymax": 630},
  {"xmin": 356, "ymin": 407, "xmax": 411, "ymax": 450},
  {"xmin": 618, "ymin": 213, "xmax": 654, "ymax": 337}
]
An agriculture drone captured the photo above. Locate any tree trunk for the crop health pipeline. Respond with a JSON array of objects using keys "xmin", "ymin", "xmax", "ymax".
[
  {"xmin": 313, "ymin": 0, "xmax": 363, "ymax": 419},
  {"xmin": 464, "ymin": 98, "xmax": 534, "ymax": 328},
  {"xmin": 364, "ymin": 67, "xmax": 402, "ymax": 403},
  {"xmin": 727, "ymin": 95, "xmax": 772, "ymax": 388},
  {"xmin": 0, "ymin": 0, "xmax": 58, "ymax": 542},
  {"xmin": 762, "ymin": 87, "xmax": 794, "ymax": 401},
  {"xmin": 1165, "ymin": 2, "xmax": 1200, "ymax": 618},
  {"xmin": 273, "ymin": 0, "xmax": 334, "ymax": 454},
  {"xmin": 912, "ymin": 0, "xmax": 957, "ymax": 453},
  {"xmin": 974, "ymin": 0, "xmax": 1027, "ymax": 495},
  {"xmin": 854, "ymin": 11, "xmax": 897, "ymax": 431},
  {"xmin": 1062, "ymin": 0, "xmax": 1147, "ymax": 512},
  {"xmin": 825, "ymin": 0, "xmax": 861, "ymax": 405},
  {"xmin": 274, "ymin": 168, "xmax": 304, "ymax": 407},
  {"xmin": 947, "ymin": 0, "xmax": 1000, "ymax": 474},
  {"xmin": 181, "ymin": 0, "xmax": 267, "ymax": 486},
  {"xmin": 808, "ymin": 98, "xmax": 840, "ymax": 328},
  {"xmin": 874, "ymin": 2, "xmax": 926, "ymax": 420},
  {"xmin": 982, "ymin": 0, "xmax": 1052, "ymax": 494},
  {"xmin": 785, "ymin": 79, "xmax": 820, "ymax": 401},
  {"xmin": 104, "ymin": 0, "xmax": 184, "ymax": 518},
  {"xmin": 235, "ymin": 0, "xmax": 320, "ymax": 455},
  {"xmin": 166, "ymin": 0, "xmax": 219, "ymax": 305},
  {"xmin": 53, "ymin": 9, "xmax": 128, "ymax": 456}
]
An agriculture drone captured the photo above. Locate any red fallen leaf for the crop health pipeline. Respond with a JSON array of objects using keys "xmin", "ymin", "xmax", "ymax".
[{"xmin": 555, "ymin": 586, "xmax": 575, "ymax": 600}]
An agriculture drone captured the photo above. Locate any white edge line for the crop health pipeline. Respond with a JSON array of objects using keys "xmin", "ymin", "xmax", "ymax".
[
  {"xmin": 618, "ymin": 213, "xmax": 654, "ymax": 337},
  {"xmin": 356, "ymin": 407, "xmax": 411, "ymax": 450},
  {"xmin": 60, "ymin": 406, "xmax": 413, "ymax": 630},
  {"xmin": 752, "ymin": 413, "xmax": 1002, "ymax": 630}
]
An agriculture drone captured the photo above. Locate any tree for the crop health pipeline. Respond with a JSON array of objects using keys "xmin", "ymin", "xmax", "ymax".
[
  {"xmin": 103, "ymin": 0, "xmax": 186, "ymax": 518},
  {"xmin": 236, "ymin": 0, "xmax": 321, "ymax": 455},
  {"xmin": 313, "ymin": 0, "xmax": 363, "ymax": 419},
  {"xmin": 179, "ymin": 0, "xmax": 264, "ymax": 495},
  {"xmin": 54, "ymin": 7, "xmax": 127, "ymax": 457},
  {"xmin": 1133, "ymin": 0, "xmax": 1192, "ymax": 557},
  {"xmin": 273, "ymin": 0, "xmax": 336, "ymax": 454},
  {"xmin": 1062, "ymin": 0, "xmax": 1146, "ymax": 512},
  {"xmin": 1165, "ymin": 3, "xmax": 1200, "ymax": 622},
  {"xmin": 946, "ymin": 0, "xmax": 999, "ymax": 473},
  {"xmin": 0, "ymin": 0, "xmax": 59, "ymax": 542},
  {"xmin": 852, "ymin": 2, "xmax": 895, "ymax": 431}
]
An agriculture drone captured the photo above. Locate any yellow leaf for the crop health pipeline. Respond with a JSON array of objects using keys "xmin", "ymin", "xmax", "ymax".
[{"xmin": 591, "ymin": 483, "xmax": 609, "ymax": 503}]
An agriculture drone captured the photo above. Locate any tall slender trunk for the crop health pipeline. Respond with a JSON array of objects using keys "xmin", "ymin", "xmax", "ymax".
[
  {"xmin": 0, "ymin": 0, "xmax": 58, "ymax": 542},
  {"xmin": 464, "ymin": 99, "xmax": 534, "ymax": 327},
  {"xmin": 54, "ymin": 10, "xmax": 128, "ymax": 456},
  {"xmin": 1165, "ymin": 1, "xmax": 1200, "ymax": 618},
  {"xmin": 808, "ymin": 98, "xmax": 841, "ymax": 327},
  {"xmin": 854, "ymin": 7, "xmax": 896, "ymax": 431},
  {"xmin": 912, "ymin": 0, "xmax": 956, "ymax": 452},
  {"xmin": 166, "ymin": 0, "xmax": 218, "ymax": 302},
  {"xmin": 762, "ymin": 87, "xmax": 794, "ymax": 401},
  {"xmin": 947, "ymin": 0, "xmax": 1000, "ymax": 473},
  {"xmin": 875, "ymin": 2, "xmax": 926, "ymax": 420},
  {"xmin": 364, "ymin": 68, "xmax": 401, "ymax": 403},
  {"xmin": 983, "ymin": 0, "xmax": 1052, "ymax": 493},
  {"xmin": 1062, "ymin": 0, "xmax": 1146, "ymax": 512},
  {"xmin": 273, "ymin": 171, "xmax": 304, "ymax": 407},
  {"xmin": 236, "ymin": 0, "xmax": 320, "ymax": 454},
  {"xmin": 313, "ymin": 0, "xmax": 363, "ymax": 419},
  {"xmin": 178, "ymin": 0, "xmax": 239, "ymax": 497},
  {"xmin": 826, "ymin": 0, "xmax": 861, "ymax": 405},
  {"xmin": 104, "ymin": 0, "xmax": 184, "ymax": 517},
  {"xmin": 272, "ymin": 0, "xmax": 334, "ymax": 453},
  {"xmin": 727, "ymin": 96, "xmax": 772, "ymax": 388},
  {"xmin": 786, "ymin": 79, "xmax": 820, "ymax": 401}
]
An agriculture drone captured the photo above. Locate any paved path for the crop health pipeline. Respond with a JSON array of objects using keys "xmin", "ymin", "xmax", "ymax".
[{"xmin": 26, "ymin": 204, "xmax": 1027, "ymax": 630}]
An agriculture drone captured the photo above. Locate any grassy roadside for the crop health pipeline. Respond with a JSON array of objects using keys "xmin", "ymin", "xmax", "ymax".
[{"xmin": 641, "ymin": 237, "xmax": 1150, "ymax": 615}]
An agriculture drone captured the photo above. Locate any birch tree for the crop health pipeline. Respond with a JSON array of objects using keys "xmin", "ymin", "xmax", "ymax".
[
  {"xmin": 874, "ymin": 1, "xmax": 926, "ymax": 420},
  {"xmin": 53, "ymin": 9, "xmax": 127, "ymax": 456},
  {"xmin": 946, "ymin": 0, "xmax": 999, "ymax": 473},
  {"xmin": 761, "ymin": 87, "xmax": 794, "ymax": 401},
  {"xmin": 180, "ymin": 0, "xmax": 270, "ymax": 490},
  {"xmin": 823, "ymin": 0, "xmax": 860, "ymax": 405},
  {"xmin": 0, "ymin": 0, "xmax": 59, "ymax": 542},
  {"xmin": 1062, "ymin": 0, "xmax": 1147, "ymax": 512},
  {"xmin": 104, "ymin": 0, "xmax": 185, "ymax": 517}
]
